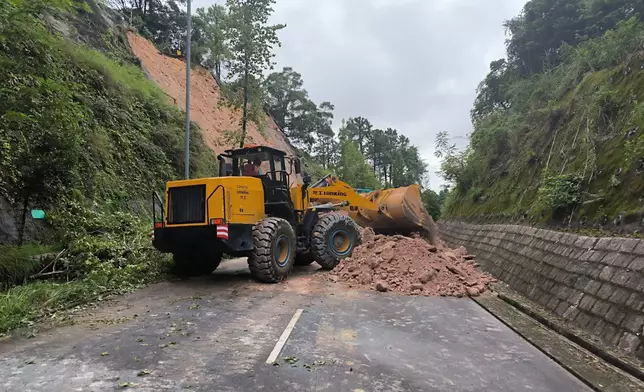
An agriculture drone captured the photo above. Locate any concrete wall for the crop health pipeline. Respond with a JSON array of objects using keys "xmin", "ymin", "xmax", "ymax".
[{"xmin": 440, "ymin": 221, "xmax": 644, "ymax": 360}]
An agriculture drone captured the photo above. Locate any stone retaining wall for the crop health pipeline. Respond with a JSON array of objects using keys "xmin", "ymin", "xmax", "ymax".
[{"xmin": 439, "ymin": 220, "xmax": 644, "ymax": 360}]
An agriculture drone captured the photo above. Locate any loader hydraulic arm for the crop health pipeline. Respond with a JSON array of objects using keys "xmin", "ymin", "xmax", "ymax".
[
  {"xmin": 305, "ymin": 175, "xmax": 434, "ymax": 236},
  {"xmin": 308, "ymin": 176, "xmax": 385, "ymax": 214}
]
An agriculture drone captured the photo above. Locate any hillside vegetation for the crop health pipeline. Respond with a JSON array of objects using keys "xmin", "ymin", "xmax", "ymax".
[
  {"xmin": 0, "ymin": 0, "xmax": 215, "ymax": 332},
  {"xmin": 440, "ymin": 0, "xmax": 644, "ymax": 233}
]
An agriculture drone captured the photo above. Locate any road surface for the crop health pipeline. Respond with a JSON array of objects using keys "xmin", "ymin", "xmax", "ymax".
[{"xmin": 0, "ymin": 259, "xmax": 591, "ymax": 392}]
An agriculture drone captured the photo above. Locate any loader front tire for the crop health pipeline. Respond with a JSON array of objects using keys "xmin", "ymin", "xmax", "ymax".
[
  {"xmin": 247, "ymin": 217, "xmax": 296, "ymax": 283},
  {"xmin": 311, "ymin": 213, "xmax": 362, "ymax": 270}
]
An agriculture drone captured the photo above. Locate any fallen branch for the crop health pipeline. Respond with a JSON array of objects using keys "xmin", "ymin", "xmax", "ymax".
[
  {"xmin": 33, "ymin": 249, "xmax": 67, "ymax": 276},
  {"xmin": 30, "ymin": 270, "xmax": 66, "ymax": 280}
]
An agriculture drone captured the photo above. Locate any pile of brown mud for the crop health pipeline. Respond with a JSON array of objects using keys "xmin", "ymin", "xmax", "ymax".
[{"xmin": 329, "ymin": 228, "xmax": 496, "ymax": 297}]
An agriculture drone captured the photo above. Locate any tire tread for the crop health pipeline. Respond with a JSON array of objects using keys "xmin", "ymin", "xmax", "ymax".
[
  {"xmin": 247, "ymin": 217, "xmax": 295, "ymax": 283},
  {"xmin": 311, "ymin": 213, "xmax": 362, "ymax": 270}
]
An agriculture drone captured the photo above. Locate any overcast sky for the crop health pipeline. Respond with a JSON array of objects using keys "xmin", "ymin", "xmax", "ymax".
[{"xmin": 193, "ymin": 0, "xmax": 527, "ymax": 190}]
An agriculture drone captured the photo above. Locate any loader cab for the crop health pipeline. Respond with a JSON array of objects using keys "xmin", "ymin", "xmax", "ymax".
[{"xmin": 218, "ymin": 145, "xmax": 301, "ymax": 222}]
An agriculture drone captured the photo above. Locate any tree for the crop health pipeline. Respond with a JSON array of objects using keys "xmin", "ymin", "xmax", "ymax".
[
  {"xmin": 264, "ymin": 66, "xmax": 307, "ymax": 130},
  {"xmin": 422, "ymin": 189, "xmax": 442, "ymax": 221},
  {"xmin": 222, "ymin": 0, "xmax": 284, "ymax": 147},
  {"xmin": 193, "ymin": 4, "xmax": 229, "ymax": 78},
  {"xmin": 344, "ymin": 117, "xmax": 372, "ymax": 155},
  {"xmin": 263, "ymin": 67, "xmax": 335, "ymax": 149},
  {"xmin": 287, "ymin": 100, "xmax": 334, "ymax": 150},
  {"xmin": 377, "ymin": 128, "xmax": 398, "ymax": 185},
  {"xmin": 336, "ymin": 140, "xmax": 380, "ymax": 189},
  {"xmin": 504, "ymin": 0, "xmax": 586, "ymax": 75},
  {"xmin": 313, "ymin": 132, "xmax": 339, "ymax": 169},
  {"xmin": 434, "ymin": 131, "xmax": 470, "ymax": 191},
  {"xmin": 471, "ymin": 59, "xmax": 514, "ymax": 123},
  {"xmin": 365, "ymin": 128, "xmax": 386, "ymax": 175}
]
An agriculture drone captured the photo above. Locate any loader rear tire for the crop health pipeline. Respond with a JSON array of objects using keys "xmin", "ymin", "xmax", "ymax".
[
  {"xmin": 311, "ymin": 213, "xmax": 362, "ymax": 270},
  {"xmin": 247, "ymin": 217, "xmax": 296, "ymax": 283}
]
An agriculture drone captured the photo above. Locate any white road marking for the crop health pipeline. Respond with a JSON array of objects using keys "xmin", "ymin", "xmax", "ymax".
[{"xmin": 265, "ymin": 309, "xmax": 303, "ymax": 364}]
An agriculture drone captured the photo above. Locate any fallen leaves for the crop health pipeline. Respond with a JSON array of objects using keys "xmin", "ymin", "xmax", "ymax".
[{"xmin": 276, "ymin": 357, "xmax": 337, "ymax": 371}]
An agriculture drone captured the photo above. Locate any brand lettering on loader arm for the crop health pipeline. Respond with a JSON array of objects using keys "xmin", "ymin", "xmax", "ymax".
[{"xmin": 312, "ymin": 190, "xmax": 348, "ymax": 197}]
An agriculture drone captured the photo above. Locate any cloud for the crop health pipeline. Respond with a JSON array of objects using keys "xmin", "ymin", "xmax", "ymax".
[{"xmin": 193, "ymin": 0, "xmax": 527, "ymax": 190}]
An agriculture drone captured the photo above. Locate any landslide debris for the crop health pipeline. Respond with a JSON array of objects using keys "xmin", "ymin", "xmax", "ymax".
[{"xmin": 329, "ymin": 228, "xmax": 495, "ymax": 297}]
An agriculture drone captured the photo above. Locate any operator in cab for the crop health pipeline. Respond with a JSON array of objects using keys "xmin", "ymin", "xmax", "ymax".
[{"xmin": 241, "ymin": 158, "xmax": 263, "ymax": 176}]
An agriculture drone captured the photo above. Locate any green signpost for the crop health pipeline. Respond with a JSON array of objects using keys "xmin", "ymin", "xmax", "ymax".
[{"xmin": 31, "ymin": 209, "xmax": 46, "ymax": 219}]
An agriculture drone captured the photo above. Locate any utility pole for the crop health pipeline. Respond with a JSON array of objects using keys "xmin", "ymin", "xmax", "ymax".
[{"xmin": 183, "ymin": 0, "xmax": 192, "ymax": 179}]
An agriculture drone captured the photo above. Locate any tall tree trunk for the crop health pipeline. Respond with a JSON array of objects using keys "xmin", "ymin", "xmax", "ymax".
[
  {"xmin": 383, "ymin": 166, "xmax": 388, "ymax": 188},
  {"xmin": 239, "ymin": 53, "xmax": 250, "ymax": 148},
  {"xmin": 372, "ymin": 140, "xmax": 377, "ymax": 174},
  {"xmin": 18, "ymin": 195, "xmax": 29, "ymax": 246}
]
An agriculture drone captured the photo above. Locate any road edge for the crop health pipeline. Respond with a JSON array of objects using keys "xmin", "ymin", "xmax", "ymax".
[
  {"xmin": 494, "ymin": 287, "xmax": 644, "ymax": 382},
  {"xmin": 472, "ymin": 294, "xmax": 644, "ymax": 392}
]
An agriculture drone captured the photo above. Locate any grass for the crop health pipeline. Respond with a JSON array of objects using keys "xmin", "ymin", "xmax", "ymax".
[
  {"xmin": 0, "ymin": 258, "xmax": 170, "ymax": 334},
  {"xmin": 0, "ymin": 244, "xmax": 61, "ymax": 288},
  {"xmin": 0, "ymin": 279, "xmax": 99, "ymax": 333},
  {"xmin": 58, "ymin": 38, "xmax": 168, "ymax": 105}
]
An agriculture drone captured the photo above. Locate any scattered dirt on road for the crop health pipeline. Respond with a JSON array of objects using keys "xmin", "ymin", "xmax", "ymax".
[{"xmin": 329, "ymin": 229, "xmax": 496, "ymax": 297}]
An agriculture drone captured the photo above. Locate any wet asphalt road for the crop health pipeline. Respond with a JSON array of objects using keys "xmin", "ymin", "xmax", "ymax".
[{"xmin": 0, "ymin": 259, "xmax": 590, "ymax": 392}]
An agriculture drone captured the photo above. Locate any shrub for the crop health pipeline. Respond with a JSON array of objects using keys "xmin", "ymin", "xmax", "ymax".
[{"xmin": 536, "ymin": 174, "xmax": 582, "ymax": 210}]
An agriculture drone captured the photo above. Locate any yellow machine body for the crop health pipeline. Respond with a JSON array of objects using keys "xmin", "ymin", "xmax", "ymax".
[{"xmin": 163, "ymin": 176, "xmax": 265, "ymax": 226}]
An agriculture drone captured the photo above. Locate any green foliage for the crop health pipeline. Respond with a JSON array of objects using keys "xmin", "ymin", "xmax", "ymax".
[
  {"xmin": 222, "ymin": 0, "xmax": 285, "ymax": 146},
  {"xmin": 0, "ymin": 202, "xmax": 171, "ymax": 333},
  {"xmin": 444, "ymin": 8, "xmax": 644, "ymax": 227},
  {"xmin": 341, "ymin": 121, "xmax": 427, "ymax": 188},
  {"xmin": 471, "ymin": 59, "xmax": 513, "ymax": 123},
  {"xmin": 1, "ymin": 0, "xmax": 215, "ymax": 208},
  {"xmin": 110, "ymin": 0, "xmax": 187, "ymax": 56},
  {"xmin": 434, "ymin": 131, "xmax": 472, "ymax": 192},
  {"xmin": 0, "ymin": 257, "xmax": 163, "ymax": 333},
  {"xmin": 0, "ymin": 244, "xmax": 59, "ymax": 288},
  {"xmin": 344, "ymin": 117, "xmax": 372, "ymax": 155},
  {"xmin": 0, "ymin": 0, "xmax": 214, "ymax": 331},
  {"xmin": 335, "ymin": 140, "xmax": 381, "ymax": 189},
  {"xmin": 421, "ymin": 189, "xmax": 443, "ymax": 221},
  {"xmin": 0, "ymin": 201, "xmax": 171, "ymax": 333},
  {"xmin": 504, "ymin": 0, "xmax": 643, "ymax": 76},
  {"xmin": 0, "ymin": 279, "xmax": 98, "ymax": 333},
  {"xmin": 536, "ymin": 174, "xmax": 582, "ymax": 210},
  {"xmin": 193, "ymin": 4, "xmax": 229, "ymax": 78}
]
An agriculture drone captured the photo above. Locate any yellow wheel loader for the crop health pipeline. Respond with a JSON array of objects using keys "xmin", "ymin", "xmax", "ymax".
[{"xmin": 152, "ymin": 145, "xmax": 434, "ymax": 282}]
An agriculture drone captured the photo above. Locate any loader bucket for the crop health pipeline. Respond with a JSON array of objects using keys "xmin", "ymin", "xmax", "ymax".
[{"xmin": 346, "ymin": 184, "xmax": 437, "ymax": 242}]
